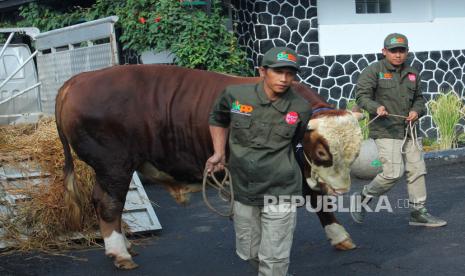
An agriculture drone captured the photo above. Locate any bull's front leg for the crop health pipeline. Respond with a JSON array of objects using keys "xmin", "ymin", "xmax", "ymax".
[
  {"xmin": 93, "ymin": 180, "xmax": 138, "ymax": 269},
  {"xmin": 304, "ymin": 185, "xmax": 356, "ymax": 250}
]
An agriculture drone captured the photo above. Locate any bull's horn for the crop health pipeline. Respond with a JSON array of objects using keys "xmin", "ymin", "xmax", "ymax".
[
  {"xmin": 351, "ymin": 111, "xmax": 365, "ymax": 121},
  {"xmin": 307, "ymin": 118, "xmax": 319, "ymax": 130}
]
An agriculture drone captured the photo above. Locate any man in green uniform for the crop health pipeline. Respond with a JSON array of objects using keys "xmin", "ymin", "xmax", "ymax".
[
  {"xmin": 206, "ymin": 47, "xmax": 312, "ymax": 276},
  {"xmin": 352, "ymin": 33, "xmax": 447, "ymax": 227}
]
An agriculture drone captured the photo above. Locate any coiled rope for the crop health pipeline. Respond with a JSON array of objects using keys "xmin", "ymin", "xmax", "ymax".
[{"xmin": 202, "ymin": 167, "xmax": 234, "ymax": 218}]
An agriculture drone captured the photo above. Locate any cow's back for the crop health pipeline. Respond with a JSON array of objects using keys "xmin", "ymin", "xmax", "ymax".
[{"xmin": 56, "ymin": 65, "xmax": 258, "ymax": 181}]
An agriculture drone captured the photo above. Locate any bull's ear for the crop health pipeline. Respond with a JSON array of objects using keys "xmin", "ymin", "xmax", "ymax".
[
  {"xmin": 307, "ymin": 119, "xmax": 319, "ymax": 130},
  {"xmin": 351, "ymin": 111, "xmax": 365, "ymax": 121}
]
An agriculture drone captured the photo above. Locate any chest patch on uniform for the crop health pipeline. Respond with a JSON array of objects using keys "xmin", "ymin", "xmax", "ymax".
[
  {"xmin": 379, "ymin": 72, "xmax": 393, "ymax": 80},
  {"xmin": 231, "ymin": 100, "xmax": 253, "ymax": 115},
  {"xmin": 285, "ymin": 111, "xmax": 299, "ymax": 124},
  {"xmin": 408, "ymin": 73, "xmax": 416, "ymax": 82}
]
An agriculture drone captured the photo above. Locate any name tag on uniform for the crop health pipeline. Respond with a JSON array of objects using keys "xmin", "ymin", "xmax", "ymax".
[
  {"xmin": 408, "ymin": 73, "xmax": 416, "ymax": 82},
  {"xmin": 379, "ymin": 72, "xmax": 393, "ymax": 80}
]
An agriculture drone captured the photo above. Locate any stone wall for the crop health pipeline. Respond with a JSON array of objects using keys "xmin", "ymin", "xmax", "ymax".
[{"xmin": 232, "ymin": 0, "xmax": 465, "ymax": 137}]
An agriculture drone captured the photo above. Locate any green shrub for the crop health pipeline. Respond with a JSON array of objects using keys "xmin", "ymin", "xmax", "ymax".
[
  {"xmin": 421, "ymin": 137, "xmax": 436, "ymax": 147},
  {"xmin": 16, "ymin": 3, "xmax": 87, "ymax": 31},
  {"xmin": 12, "ymin": 0, "xmax": 252, "ymax": 76}
]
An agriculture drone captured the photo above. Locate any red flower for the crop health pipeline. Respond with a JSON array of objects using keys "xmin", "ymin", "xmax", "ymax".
[
  {"xmin": 154, "ymin": 17, "xmax": 161, "ymax": 23},
  {"xmin": 138, "ymin": 17, "xmax": 146, "ymax": 24}
]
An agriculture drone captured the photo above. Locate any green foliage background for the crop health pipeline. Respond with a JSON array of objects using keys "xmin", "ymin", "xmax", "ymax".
[{"xmin": 10, "ymin": 0, "xmax": 252, "ymax": 76}]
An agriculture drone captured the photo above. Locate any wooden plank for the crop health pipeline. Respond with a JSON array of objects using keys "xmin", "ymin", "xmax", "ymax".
[{"xmin": 122, "ymin": 172, "xmax": 162, "ymax": 233}]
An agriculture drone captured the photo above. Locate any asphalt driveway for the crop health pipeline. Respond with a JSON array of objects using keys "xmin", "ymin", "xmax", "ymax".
[{"xmin": 0, "ymin": 157, "xmax": 464, "ymax": 276}]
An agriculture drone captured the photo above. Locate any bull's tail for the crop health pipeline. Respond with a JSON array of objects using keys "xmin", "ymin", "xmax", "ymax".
[{"xmin": 56, "ymin": 84, "xmax": 83, "ymax": 230}]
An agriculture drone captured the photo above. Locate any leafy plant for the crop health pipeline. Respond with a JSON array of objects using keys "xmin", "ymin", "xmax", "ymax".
[
  {"xmin": 421, "ymin": 137, "xmax": 436, "ymax": 147},
  {"xmin": 16, "ymin": 3, "xmax": 88, "ymax": 31},
  {"xmin": 428, "ymin": 90, "xmax": 465, "ymax": 150},
  {"xmin": 346, "ymin": 99, "xmax": 370, "ymax": 140},
  {"xmin": 11, "ymin": 0, "xmax": 252, "ymax": 76},
  {"xmin": 421, "ymin": 137, "xmax": 439, "ymax": 152}
]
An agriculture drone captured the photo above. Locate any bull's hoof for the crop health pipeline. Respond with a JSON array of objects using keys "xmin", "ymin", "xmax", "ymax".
[
  {"xmin": 334, "ymin": 238, "xmax": 356, "ymax": 251},
  {"xmin": 114, "ymin": 257, "xmax": 139, "ymax": 270},
  {"xmin": 324, "ymin": 223, "xmax": 356, "ymax": 250}
]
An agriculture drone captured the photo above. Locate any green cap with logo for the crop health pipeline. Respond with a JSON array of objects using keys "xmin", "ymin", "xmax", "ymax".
[
  {"xmin": 384, "ymin": 33, "xmax": 409, "ymax": 49},
  {"xmin": 261, "ymin": 47, "xmax": 300, "ymax": 71}
]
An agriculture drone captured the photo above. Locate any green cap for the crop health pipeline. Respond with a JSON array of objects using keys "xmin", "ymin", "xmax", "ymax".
[
  {"xmin": 261, "ymin": 47, "xmax": 300, "ymax": 71},
  {"xmin": 384, "ymin": 33, "xmax": 409, "ymax": 49}
]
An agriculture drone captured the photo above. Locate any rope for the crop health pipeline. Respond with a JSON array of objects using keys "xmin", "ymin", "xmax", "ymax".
[
  {"xmin": 401, "ymin": 121, "xmax": 423, "ymax": 153},
  {"xmin": 364, "ymin": 113, "xmax": 408, "ymax": 129},
  {"xmin": 202, "ymin": 167, "xmax": 234, "ymax": 218},
  {"xmin": 363, "ymin": 113, "xmax": 423, "ymax": 153},
  {"xmin": 303, "ymin": 150, "xmax": 313, "ymax": 168}
]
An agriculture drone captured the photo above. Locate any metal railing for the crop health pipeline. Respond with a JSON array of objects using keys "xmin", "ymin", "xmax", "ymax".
[{"xmin": 35, "ymin": 16, "xmax": 119, "ymax": 114}]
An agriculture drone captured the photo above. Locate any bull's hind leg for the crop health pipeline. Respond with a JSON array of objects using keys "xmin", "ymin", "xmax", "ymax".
[
  {"xmin": 304, "ymin": 184, "xmax": 356, "ymax": 250},
  {"xmin": 92, "ymin": 178, "xmax": 138, "ymax": 269}
]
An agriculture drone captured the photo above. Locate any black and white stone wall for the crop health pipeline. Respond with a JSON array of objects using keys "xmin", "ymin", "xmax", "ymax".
[{"xmin": 231, "ymin": 0, "xmax": 465, "ymax": 137}]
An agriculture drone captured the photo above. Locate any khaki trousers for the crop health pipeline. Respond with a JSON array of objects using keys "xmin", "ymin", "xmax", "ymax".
[
  {"xmin": 362, "ymin": 138, "xmax": 427, "ymax": 207},
  {"xmin": 233, "ymin": 201, "xmax": 297, "ymax": 276}
]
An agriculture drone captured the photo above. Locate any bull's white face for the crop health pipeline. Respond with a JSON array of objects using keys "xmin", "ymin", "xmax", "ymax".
[{"xmin": 304, "ymin": 111, "xmax": 363, "ymax": 195}]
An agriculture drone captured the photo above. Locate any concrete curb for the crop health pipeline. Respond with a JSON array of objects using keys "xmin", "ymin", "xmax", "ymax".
[{"xmin": 424, "ymin": 147, "xmax": 465, "ymax": 161}]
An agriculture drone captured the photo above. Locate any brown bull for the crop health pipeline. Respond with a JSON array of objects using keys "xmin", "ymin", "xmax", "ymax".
[{"xmin": 55, "ymin": 65, "xmax": 361, "ymax": 269}]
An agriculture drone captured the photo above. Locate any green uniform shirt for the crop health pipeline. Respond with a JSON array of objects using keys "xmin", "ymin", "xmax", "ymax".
[
  {"xmin": 355, "ymin": 59, "xmax": 426, "ymax": 139},
  {"xmin": 209, "ymin": 81, "xmax": 312, "ymax": 206}
]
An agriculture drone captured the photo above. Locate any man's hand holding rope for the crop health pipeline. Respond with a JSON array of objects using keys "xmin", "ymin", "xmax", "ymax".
[
  {"xmin": 206, "ymin": 152, "xmax": 226, "ymax": 173},
  {"xmin": 376, "ymin": 105, "xmax": 388, "ymax": 117},
  {"xmin": 367, "ymin": 106, "xmax": 418, "ymax": 128},
  {"xmin": 406, "ymin": 110, "xmax": 419, "ymax": 122},
  {"xmin": 376, "ymin": 105, "xmax": 418, "ymax": 122}
]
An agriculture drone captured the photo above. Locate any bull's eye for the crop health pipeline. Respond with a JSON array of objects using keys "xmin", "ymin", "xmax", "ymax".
[
  {"xmin": 316, "ymin": 148, "xmax": 331, "ymax": 161},
  {"xmin": 309, "ymin": 135, "xmax": 333, "ymax": 167}
]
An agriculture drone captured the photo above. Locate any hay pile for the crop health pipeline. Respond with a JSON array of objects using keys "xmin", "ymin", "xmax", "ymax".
[{"xmin": 0, "ymin": 118, "xmax": 99, "ymax": 251}]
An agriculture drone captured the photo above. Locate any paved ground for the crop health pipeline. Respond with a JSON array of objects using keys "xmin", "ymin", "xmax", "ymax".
[{"xmin": 0, "ymin": 157, "xmax": 464, "ymax": 276}]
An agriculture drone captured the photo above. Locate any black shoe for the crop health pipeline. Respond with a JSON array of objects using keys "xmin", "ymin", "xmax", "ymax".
[{"xmin": 409, "ymin": 207, "xmax": 447, "ymax": 227}]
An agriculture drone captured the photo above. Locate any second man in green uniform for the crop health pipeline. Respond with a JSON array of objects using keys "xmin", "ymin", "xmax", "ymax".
[{"xmin": 352, "ymin": 33, "xmax": 447, "ymax": 227}]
